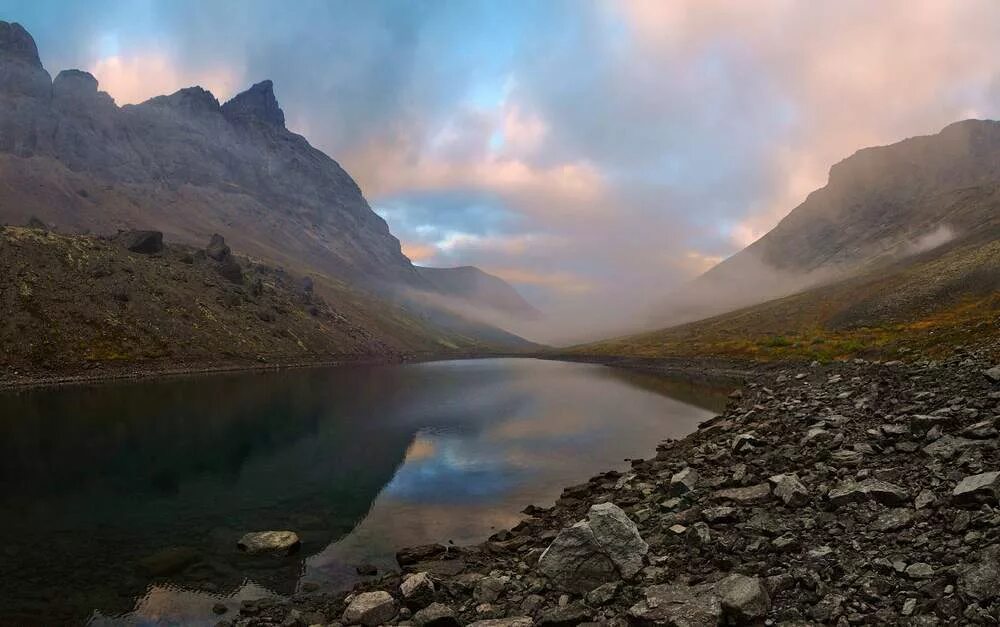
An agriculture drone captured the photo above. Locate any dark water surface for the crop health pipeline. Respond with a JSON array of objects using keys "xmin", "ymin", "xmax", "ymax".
[{"xmin": 0, "ymin": 358, "xmax": 728, "ymax": 625}]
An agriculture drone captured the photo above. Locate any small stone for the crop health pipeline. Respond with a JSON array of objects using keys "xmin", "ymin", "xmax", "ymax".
[
  {"xmin": 343, "ymin": 591, "xmax": 397, "ymax": 626},
  {"xmin": 702, "ymin": 506, "xmax": 738, "ymax": 523},
  {"xmin": 356, "ymin": 563, "xmax": 378, "ymax": 576},
  {"xmin": 984, "ymin": 366, "xmax": 1000, "ymax": 383},
  {"xmin": 474, "ymin": 576, "xmax": 506, "ymax": 603},
  {"xmin": 585, "ymin": 581, "xmax": 619, "ymax": 606},
  {"xmin": 828, "ymin": 479, "xmax": 908, "ymax": 507},
  {"xmin": 669, "ymin": 524, "xmax": 687, "ymax": 534},
  {"xmin": 712, "ymin": 483, "xmax": 772, "ymax": 505},
  {"xmin": 872, "ymin": 508, "xmax": 915, "ymax": 532},
  {"xmin": 212, "ymin": 603, "xmax": 228, "ymax": 615},
  {"xmin": 465, "ymin": 618, "xmax": 533, "ymax": 627},
  {"xmin": 915, "ymin": 489, "xmax": 937, "ymax": 509},
  {"xmin": 732, "ymin": 433, "xmax": 764, "ymax": 453},
  {"xmin": 902, "ymin": 598, "xmax": 917, "ymax": 616}
]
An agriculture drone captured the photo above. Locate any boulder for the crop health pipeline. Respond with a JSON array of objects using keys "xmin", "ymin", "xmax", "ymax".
[
  {"xmin": 401, "ymin": 571, "xmax": 436, "ymax": 609},
  {"xmin": 120, "ymin": 230, "xmax": 163, "ymax": 254},
  {"xmin": 474, "ymin": 575, "xmax": 506, "ymax": 603},
  {"xmin": 536, "ymin": 602, "xmax": 592, "ymax": 626},
  {"xmin": 717, "ymin": 574, "xmax": 770, "ymax": 622},
  {"xmin": 343, "ymin": 590, "xmax": 398, "ymax": 626},
  {"xmin": 538, "ymin": 503, "xmax": 647, "ymax": 593},
  {"xmin": 953, "ymin": 471, "xmax": 1000, "ymax": 505},
  {"xmin": 828, "ymin": 479, "xmax": 907, "ymax": 507},
  {"xmin": 465, "ymin": 619, "xmax": 533, "ymax": 627},
  {"xmin": 412, "ymin": 602, "xmax": 460, "ymax": 627},
  {"xmin": 628, "ymin": 582, "xmax": 721, "ymax": 626},
  {"xmin": 236, "ymin": 530, "xmax": 300, "ymax": 555},
  {"xmin": 397, "ymin": 543, "xmax": 450, "ymax": 566}
]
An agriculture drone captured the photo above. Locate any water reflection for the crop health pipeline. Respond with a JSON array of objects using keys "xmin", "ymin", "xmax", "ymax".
[{"xmin": 0, "ymin": 358, "xmax": 726, "ymax": 625}]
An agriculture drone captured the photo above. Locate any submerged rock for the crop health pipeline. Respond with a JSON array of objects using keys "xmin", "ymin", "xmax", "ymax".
[{"xmin": 236, "ymin": 530, "xmax": 300, "ymax": 555}]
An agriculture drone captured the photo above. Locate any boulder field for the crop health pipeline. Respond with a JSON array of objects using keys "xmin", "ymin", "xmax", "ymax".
[{"xmin": 221, "ymin": 339, "xmax": 1000, "ymax": 626}]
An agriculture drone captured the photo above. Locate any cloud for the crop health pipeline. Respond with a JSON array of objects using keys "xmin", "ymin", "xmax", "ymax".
[{"xmin": 89, "ymin": 52, "xmax": 239, "ymax": 105}]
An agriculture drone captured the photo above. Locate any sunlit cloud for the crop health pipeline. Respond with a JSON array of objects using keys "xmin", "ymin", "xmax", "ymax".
[{"xmin": 89, "ymin": 51, "xmax": 239, "ymax": 105}]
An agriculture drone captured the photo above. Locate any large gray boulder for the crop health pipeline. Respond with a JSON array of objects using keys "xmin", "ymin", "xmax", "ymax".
[{"xmin": 537, "ymin": 502, "xmax": 648, "ymax": 593}]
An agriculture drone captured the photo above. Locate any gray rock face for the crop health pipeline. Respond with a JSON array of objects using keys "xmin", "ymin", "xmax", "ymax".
[
  {"xmin": 236, "ymin": 530, "xmax": 300, "ymax": 555},
  {"xmin": 221, "ymin": 79, "xmax": 285, "ymax": 127},
  {"xmin": 717, "ymin": 574, "xmax": 770, "ymax": 621},
  {"xmin": 953, "ymin": 471, "xmax": 1000, "ymax": 505},
  {"xmin": 343, "ymin": 590, "xmax": 397, "ymax": 626},
  {"xmin": 537, "ymin": 503, "xmax": 648, "ymax": 593}
]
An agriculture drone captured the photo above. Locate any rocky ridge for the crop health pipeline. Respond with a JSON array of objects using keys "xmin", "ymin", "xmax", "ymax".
[{"xmin": 221, "ymin": 339, "xmax": 1000, "ymax": 626}]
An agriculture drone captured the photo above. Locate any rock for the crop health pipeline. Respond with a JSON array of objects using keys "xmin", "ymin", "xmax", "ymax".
[
  {"xmin": 401, "ymin": 572, "xmax": 436, "ymax": 608},
  {"xmin": 412, "ymin": 602, "xmax": 460, "ymax": 627},
  {"xmin": 206, "ymin": 233, "xmax": 231, "ymax": 261},
  {"xmin": 906, "ymin": 563, "xmax": 934, "ymax": 579},
  {"xmin": 137, "ymin": 546, "xmax": 200, "ymax": 576},
  {"xmin": 465, "ymin": 619, "xmax": 533, "ymax": 627},
  {"xmin": 342, "ymin": 591, "xmax": 397, "ymax": 626},
  {"xmin": 397, "ymin": 544, "xmax": 450, "ymax": 566},
  {"xmin": 702, "ymin": 506, "xmax": 738, "ymax": 523},
  {"xmin": 585, "ymin": 581, "xmax": 619, "ymax": 606},
  {"xmin": 212, "ymin": 602, "xmax": 228, "ymax": 615},
  {"xmin": 953, "ymin": 471, "xmax": 1000, "ymax": 505},
  {"xmin": 984, "ymin": 366, "xmax": 1000, "ymax": 383},
  {"xmin": 539, "ymin": 502, "xmax": 648, "ymax": 593},
  {"xmin": 628, "ymin": 582, "xmax": 721, "ymax": 626},
  {"xmin": 914, "ymin": 489, "xmax": 937, "ymax": 509},
  {"xmin": 537, "ymin": 520, "xmax": 617, "ymax": 594},
  {"xmin": 236, "ymin": 531, "xmax": 300, "ymax": 555},
  {"xmin": 669, "ymin": 467, "xmax": 699, "ymax": 495},
  {"xmin": 960, "ymin": 545, "xmax": 1000, "ymax": 601},
  {"xmin": 120, "ymin": 230, "xmax": 163, "ymax": 254},
  {"xmin": 732, "ymin": 432, "xmax": 764, "ymax": 453},
  {"xmin": 586, "ymin": 502, "xmax": 648, "ymax": 577},
  {"xmin": 222, "ymin": 79, "xmax": 286, "ymax": 127},
  {"xmin": 711, "ymin": 482, "xmax": 772, "ymax": 505},
  {"xmin": 828, "ymin": 479, "xmax": 908, "ymax": 507},
  {"xmin": 536, "ymin": 603, "xmax": 592, "ymax": 626},
  {"xmin": 717, "ymin": 573, "xmax": 770, "ymax": 622},
  {"xmin": 872, "ymin": 508, "xmax": 915, "ymax": 532},
  {"xmin": 922, "ymin": 435, "xmax": 984, "ymax": 459},
  {"xmin": 829, "ymin": 449, "xmax": 864, "ymax": 466},
  {"xmin": 769, "ymin": 473, "xmax": 809, "ymax": 506},
  {"xmin": 473, "ymin": 576, "xmax": 506, "ymax": 603},
  {"xmin": 356, "ymin": 563, "xmax": 378, "ymax": 576}
]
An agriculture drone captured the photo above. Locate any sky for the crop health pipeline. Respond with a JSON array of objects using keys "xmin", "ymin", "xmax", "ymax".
[{"xmin": 5, "ymin": 0, "xmax": 1000, "ymax": 342}]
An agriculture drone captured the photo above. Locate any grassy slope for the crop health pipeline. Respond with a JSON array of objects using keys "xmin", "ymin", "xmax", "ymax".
[
  {"xmin": 569, "ymin": 230, "xmax": 1000, "ymax": 362},
  {"xmin": 0, "ymin": 227, "xmax": 522, "ymax": 380}
]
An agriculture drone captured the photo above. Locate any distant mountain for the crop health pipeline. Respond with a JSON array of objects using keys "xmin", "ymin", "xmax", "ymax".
[
  {"xmin": 0, "ymin": 21, "xmax": 535, "ymax": 355},
  {"xmin": 579, "ymin": 120, "xmax": 1000, "ymax": 359},
  {"xmin": 657, "ymin": 119, "xmax": 1000, "ymax": 324},
  {"xmin": 417, "ymin": 265, "xmax": 542, "ymax": 320}
]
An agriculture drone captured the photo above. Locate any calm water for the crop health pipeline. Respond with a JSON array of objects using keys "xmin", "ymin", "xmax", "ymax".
[{"xmin": 0, "ymin": 358, "xmax": 727, "ymax": 626}]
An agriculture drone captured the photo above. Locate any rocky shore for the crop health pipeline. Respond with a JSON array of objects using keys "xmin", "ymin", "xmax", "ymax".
[{"xmin": 222, "ymin": 339, "xmax": 1000, "ymax": 626}]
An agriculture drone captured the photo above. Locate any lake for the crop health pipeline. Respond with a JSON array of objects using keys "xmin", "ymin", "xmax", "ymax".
[{"xmin": 0, "ymin": 358, "xmax": 728, "ymax": 625}]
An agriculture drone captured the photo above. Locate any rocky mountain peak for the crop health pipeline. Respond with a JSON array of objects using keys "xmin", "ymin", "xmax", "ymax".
[
  {"xmin": 221, "ymin": 79, "xmax": 285, "ymax": 128},
  {"xmin": 0, "ymin": 21, "xmax": 41, "ymax": 68},
  {"xmin": 53, "ymin": 69, "xmax": 97, "ymax": 95},
  {"xmin": 140, "ymin": 86, "xmax": 221, "ymax": 115}
]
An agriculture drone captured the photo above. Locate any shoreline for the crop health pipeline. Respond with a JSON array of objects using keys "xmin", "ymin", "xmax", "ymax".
[{"xmin": 223, "ymin": 339, "xmax": 1000, "ymax": 626}]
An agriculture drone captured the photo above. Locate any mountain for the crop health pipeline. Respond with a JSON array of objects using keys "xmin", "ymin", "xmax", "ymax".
[
  {"xmin": 0, "ymin": 21, "xmax": 416, "ymax": 285},
  {"xmin": 416, "ymin": 265, "xmax": 542, "ymax": 320},
  {"xmin": 657, "ymin": 119, "xmax": 1000, "ymax": 324},
  {"xmin": 0, "ymin": 21, "xmax": 536, "ymax": 361},
  {"xmin": 576, "ymin": 120, "xmax": 1000, "ymax": 360}
]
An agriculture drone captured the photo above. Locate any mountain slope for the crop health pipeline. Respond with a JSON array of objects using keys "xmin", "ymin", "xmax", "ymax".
[
  {"xmin": 0, "ymin": 21, "xmax": 536, "ymax": 357},
  {"xmin": 0, "ymin": 21, "xmax": 415, "ymax": 285},
  {"xmin": 416, "ymin": 265, "xmax": 542, "ymax": 320},
  {"xmin": 658, "ymin": 119, "xmax": 1000, "ymax": 324}
]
